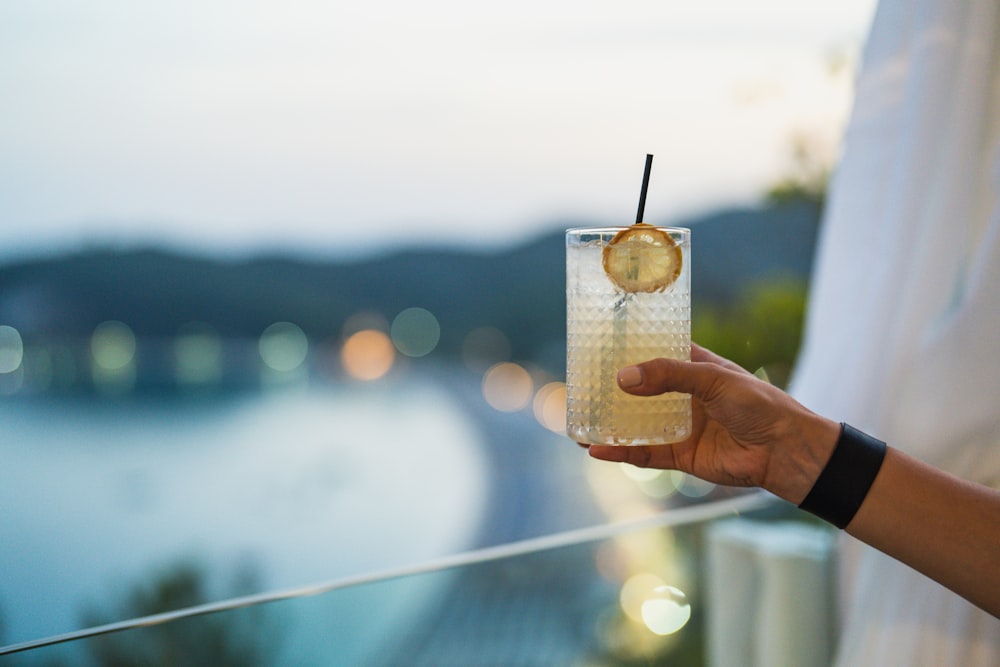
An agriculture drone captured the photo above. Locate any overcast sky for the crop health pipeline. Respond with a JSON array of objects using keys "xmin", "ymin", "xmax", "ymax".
[{"xmin": 0, "ymin": 0, "xmax": 877, "ymax": 259}]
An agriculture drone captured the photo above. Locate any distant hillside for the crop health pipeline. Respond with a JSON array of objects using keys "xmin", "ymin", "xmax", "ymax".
[
  {"xmin": 0, "ymin": 200, "xmax": 821, "ymax": 373},
  {"xmin": 685, "ymin": 201, "xmax": 821, "ymax": 304}
]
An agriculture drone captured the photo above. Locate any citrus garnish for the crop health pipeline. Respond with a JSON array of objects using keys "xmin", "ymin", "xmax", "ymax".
[{"xmin": 602, "ymin": 223, "xmax": 682, "ymax": 293}]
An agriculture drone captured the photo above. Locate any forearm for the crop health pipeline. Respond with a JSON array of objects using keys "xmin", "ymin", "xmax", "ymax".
[
  {"xmin": 598, "ymin": 354, "xmax": 1000, "ymax": 616},
  {"xmin": 845, "ymin": 447, "xmax": 1000, "ymax": 617}
]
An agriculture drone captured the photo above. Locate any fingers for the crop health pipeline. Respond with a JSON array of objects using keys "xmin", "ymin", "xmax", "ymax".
[
  {"xmin": 690, "ymin": 343, "xmax": 717, "ymax": 363},
  {"xmin": 588, "ymin": 444, "xmax": 681, "ymax": 469},
  {"xmin": 618, "ymin": 346, "xmax": 748, "ymax": 398},
  {"xmin": 618, "ymin": 356, "xmax": 732, "ymax": 399}
]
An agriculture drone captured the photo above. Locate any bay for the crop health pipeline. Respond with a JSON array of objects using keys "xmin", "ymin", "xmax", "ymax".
[{"xmin": 0, "ymin": 379, "xmax": 489, "ymax": 653}]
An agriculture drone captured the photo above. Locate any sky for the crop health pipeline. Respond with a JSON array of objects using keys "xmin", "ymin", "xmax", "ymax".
[{"xmin": 0, "ymin": 0, "xmax": 877, "ymax": 259}]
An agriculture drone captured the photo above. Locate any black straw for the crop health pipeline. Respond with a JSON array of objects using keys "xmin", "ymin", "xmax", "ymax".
[{"xmin": 635, "ymin": 153, "xmax": 653, "ymax": 224}]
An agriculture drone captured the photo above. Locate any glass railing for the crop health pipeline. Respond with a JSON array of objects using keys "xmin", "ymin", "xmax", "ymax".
[
  {"xmin": 1, "ymin": 365, "xmax": 837, "ymax": 665},
  {"xmin": 1, "ymin": 491, "xmax": 790, "ymax": 665}
]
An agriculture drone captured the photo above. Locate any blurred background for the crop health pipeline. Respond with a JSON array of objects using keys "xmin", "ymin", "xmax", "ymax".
[{"xmin": 1, "ymin": 0, "xmax": 875, "ymax": 664}]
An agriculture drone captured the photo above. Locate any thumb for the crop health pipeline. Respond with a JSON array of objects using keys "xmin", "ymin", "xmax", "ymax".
[{"xmin": 618, "ymin": 357, "xmax": 729, "ymax": 400}]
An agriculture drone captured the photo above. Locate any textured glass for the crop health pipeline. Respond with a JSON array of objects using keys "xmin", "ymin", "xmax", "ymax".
[{"xmin": 566, "ymin": 228, "xmax": 691, "ymax": 445}]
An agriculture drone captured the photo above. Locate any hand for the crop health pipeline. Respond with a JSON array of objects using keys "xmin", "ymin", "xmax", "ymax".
[
  {"xmin": 583, "ymin": 344, "xmax": 1000, "ymax": 615},
  {"xmin": 585, "ymin": 344, "xmax": 840, "ymax": 504}
]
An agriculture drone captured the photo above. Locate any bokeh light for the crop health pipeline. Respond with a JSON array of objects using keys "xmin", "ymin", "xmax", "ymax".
[
  {"xmin": 641, "ymin": 585, "xmax": 691, "ymax": 636},
  {"xmin": 532, "ymin": 381, "xmax": 567, "ymax": 432},
  {"xmin": 619, "ymin": 573, "xmax": 692, "ymax": 635},
  {"xmin": 461, "ymin": 326, "xmax": 512, "ymax": 373},
  {"xmin": 258, "ymin": 322, "xmax": 309, "ymax": 372},
  {"xmin": 669, "ymin": 470, "xmax": 716, "ymax": 498},
  {"xmin": 481, "ymin": 362, "xmax": 533, "ymax": 412},
  {"xmin": 173, "ymin": 322, "xmax": 223, "ymax": 386},
  {"xmin": 91, "ymin": 321, "xmax": 136, "ymax": 371},
  {"xmin": 341, "ymin": 329, "xmax": 395, "ymax": 381},
  {"xmin": 620, "ymin": 572, "xmax": 666, "ymax": 623},
  {"xmin": 90, "ymin": 320, "xmax": 137, "ymax": 392},
  {"xmin": 618, "ymin": 463, "xmax": 663, "ymax": 483},
  {"xmin": 619, "ymin": 464, "xmax": 680, "ymax": 499},
  {"xmin": 0, "ymin": 325, "xmax": 24, "ymax": 374},
  {"xmin": 390, "ymin": 307, "xmax": 440, "ymax": 358}
]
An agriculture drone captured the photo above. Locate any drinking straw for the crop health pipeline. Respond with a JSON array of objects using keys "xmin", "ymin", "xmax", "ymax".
[{"xmin": 635, "ymin": 153, "xmax": 653, "ymax": 224}]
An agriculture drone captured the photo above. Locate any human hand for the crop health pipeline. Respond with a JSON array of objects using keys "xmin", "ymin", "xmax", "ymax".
[{"xmin": 585, "ymin": 344, "xmax": 840, "ymax": 504}]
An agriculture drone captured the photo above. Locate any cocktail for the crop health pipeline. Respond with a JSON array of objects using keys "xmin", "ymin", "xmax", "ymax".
[{"xmin": 566, "ymin": 156, "xmax": 691, "ymax": 445}]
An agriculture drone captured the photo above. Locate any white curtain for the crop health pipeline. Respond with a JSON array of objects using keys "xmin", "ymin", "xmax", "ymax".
[{"xmin": 789, "ymin": 0, "xmax": 1000, "ymax": 663}]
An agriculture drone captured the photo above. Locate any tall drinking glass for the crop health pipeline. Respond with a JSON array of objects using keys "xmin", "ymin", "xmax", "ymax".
[{"xmin": 565, "ymin": 226, "xmax": 691, "ymax": 445}]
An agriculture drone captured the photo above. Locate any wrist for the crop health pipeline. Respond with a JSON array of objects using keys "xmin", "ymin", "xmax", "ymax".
[
  {"xmin": 771, "ymin": 413, "xmax": 841, "ymax": 505},
  {"xmin": 798, "ymin": 423, "xmax": 888, "ymax": 528}
]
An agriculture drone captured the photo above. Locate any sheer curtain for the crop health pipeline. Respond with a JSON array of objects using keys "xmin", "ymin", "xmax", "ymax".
[{"xmin": 789, "ymin": 0, "xmax": 1000, "ymax": 663}]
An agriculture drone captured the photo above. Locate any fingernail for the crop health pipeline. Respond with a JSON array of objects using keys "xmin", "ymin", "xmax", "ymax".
[{"xmin": 618, "ymin": 366, "xmax": 643, "ymax": 388}]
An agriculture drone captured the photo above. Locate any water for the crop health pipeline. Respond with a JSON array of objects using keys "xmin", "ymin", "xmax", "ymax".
[{"xmin": 0, "ymin": 379, "xmax": 489, "ymax": 650}]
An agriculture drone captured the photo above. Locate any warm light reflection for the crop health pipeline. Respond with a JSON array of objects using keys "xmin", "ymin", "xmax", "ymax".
[
  {"xmin": 341, "ymin": 329, "xmax": 395, "ymax": 381},
  {"xmin": 639, "ymin": 475, "xmax": 680, "ymax": 499},
  {"xmin": 619, "ymin": 463, "xmax": 662, "ymax": 483},
  {"xmin": 641, "ymin": 585, "xmax": 691, "ymax": 635},
  {"xmin": 620, "ymin": 574, "xmax": 692, "ymax": 637},
  {"xmin": 587, "ymin": 453, "xmax": 692, "ymax": 658},
  {"xmin": 620, "ymin": 572, "xmax": 665, "ymax": 623},
  {"xmin": 259, "ymin": 322, "xmax": 309, "ymax": 372},
  {"xmin": 481, "ymin": 362, "xmax": 533, "ymax": 412},
  {"xmin": 174, "ymin": 322, "xmax": 223, "ymax": 386},
  {"xmin": 0, "ymin": 325, "xmax": 24, "ymax": 373},
  {"xmin": 669, "ymin": 470, "xmax": 716, "ymax": 498},
  {"xmin": 595, "ymin": 540, "xmax": 629, "ymax": 583},
  {"xmin": 586, "ymin": 458, "xmax": 662, "ymax": 524},
  {"xmin": 619, "ymin": 464, "xmax": 679, "ymax": 499},
  {"xmin": 390, "ymin": 307, "xmax": 440, "ymax": 358},
  {"xmin": 461, "ymin": 326, "xmax": 511, "ymax": 373},
  {"xmin": 532, "ymin": 381, "xmax": 567, "ymax": 432}
]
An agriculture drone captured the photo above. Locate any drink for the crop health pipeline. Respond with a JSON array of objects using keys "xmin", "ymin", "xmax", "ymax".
[{"xmin": 565, "ymin": 226, "xmax": 691, "ymax": 445}]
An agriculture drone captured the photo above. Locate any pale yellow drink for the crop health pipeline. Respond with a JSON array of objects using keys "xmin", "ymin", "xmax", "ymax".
[{"xmin": 566, "ymin": 226, "xmax": 691, "ymax": 445}]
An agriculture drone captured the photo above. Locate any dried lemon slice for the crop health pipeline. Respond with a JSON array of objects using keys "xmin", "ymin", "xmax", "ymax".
[{"xmin": 602, "ymin": 224, "xmax": 682, "ymax": 293}]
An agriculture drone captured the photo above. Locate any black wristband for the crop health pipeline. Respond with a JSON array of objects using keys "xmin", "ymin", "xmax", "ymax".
[{"xmin": 798, "ymin": 423, "xmax": 887, "ymax": 529}]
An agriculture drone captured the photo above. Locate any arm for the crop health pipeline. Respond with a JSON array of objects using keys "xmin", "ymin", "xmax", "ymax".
[
  {"xmin": 586, "ymin": 344, "xmax": 1000, "ymax": 617},
  {"xmin": 845, "ymin": 447, "xmax": 1000, "ymax": 617}
]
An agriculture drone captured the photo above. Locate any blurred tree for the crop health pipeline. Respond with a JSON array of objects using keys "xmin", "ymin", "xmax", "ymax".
[
  {"xmin": 765, "ymin": 132, "xmax": 831, "ymax": 209},
  {"xmin": 78, "ymin": 560, "xmax": 276, "ymax": 667},
  {"xmin": 765, "ymin": 44, "xmax": 858, "ymax": 211},
  {"xmin": 693, "ymin": 277, "xmax": 809, "ymax": 388}
]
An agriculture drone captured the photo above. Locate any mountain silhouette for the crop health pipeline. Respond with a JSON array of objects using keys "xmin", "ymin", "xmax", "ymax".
[{"xmin": 0, "ymin": 200, "xmax": 821, "ymax": 379}]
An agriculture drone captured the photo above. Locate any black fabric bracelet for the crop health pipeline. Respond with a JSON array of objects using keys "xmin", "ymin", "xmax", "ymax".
[{"xmin": 798, "ymin": 423, "xmax": 887, "ymax": 529}]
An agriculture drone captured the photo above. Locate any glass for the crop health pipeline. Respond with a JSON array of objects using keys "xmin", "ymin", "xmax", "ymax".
[
  {"xmin": 565, "ymin": 226, "xmax": 692, "ymax": 445},
  {"xmin": 1, "ymin": 494, "xmax": 782, "ymax": 665},
  {"xmin": 0, "ymin": 372, "xmax": 731, "ymax": 655}
]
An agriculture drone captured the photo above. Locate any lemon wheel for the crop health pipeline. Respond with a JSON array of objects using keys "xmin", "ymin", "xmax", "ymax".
[{"xmin": 601, "ymin": 224, "xmax": 682, "ymax": 293}]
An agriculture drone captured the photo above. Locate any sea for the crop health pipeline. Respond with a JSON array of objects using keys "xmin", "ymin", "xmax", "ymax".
[{"xmin": 0, "ymin": 374, "xmax": 499, "ymax": 663}]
